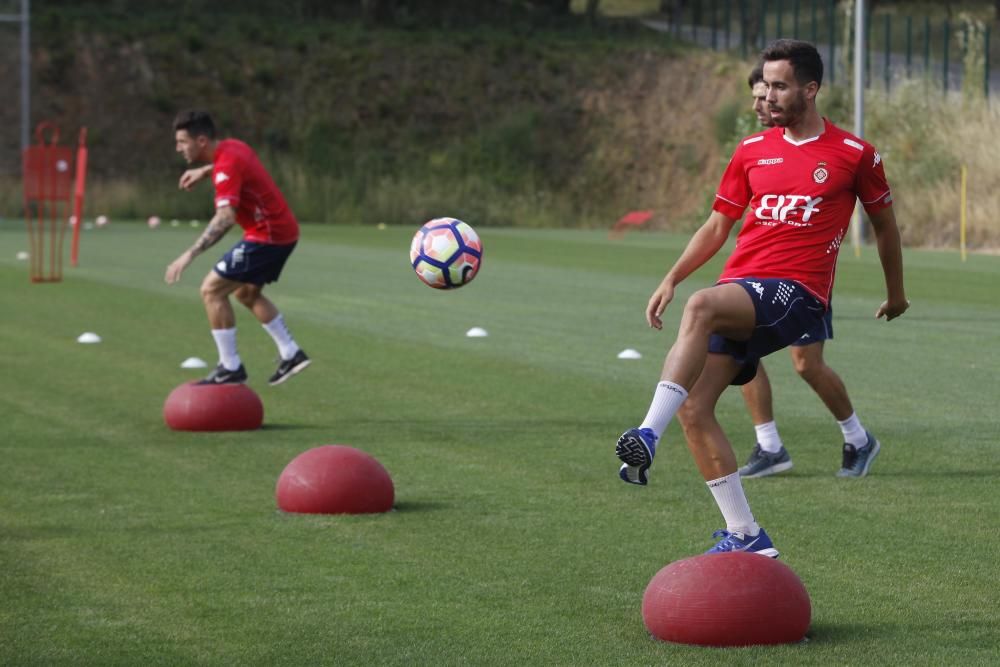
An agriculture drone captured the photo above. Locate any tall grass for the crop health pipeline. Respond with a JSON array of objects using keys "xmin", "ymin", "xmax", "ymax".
[{"xmin": 839, "ymin": 81, "xmax": 1000, "ymax": 248}]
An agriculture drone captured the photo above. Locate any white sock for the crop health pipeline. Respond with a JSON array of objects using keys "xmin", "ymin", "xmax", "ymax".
[
  {"xmin": 754, "ymin": 420, "xmax": 784, "ymax": 453},
  {"xmin": 707, "ymin": 472, "xmax": 760, "ymax": 536},
  {"xmin": 639, "ymin": 381, "xmax": 689, "ymax": 438},
  {"xmin": 262, "ymin": 314, "xmax": 300, "ymax": 361},
  {"xmin": 211, "ymin": 328, "xmax": 241, "ymax": 371},
  {"xmin": 838, "ymin": 412, "xmax": 868, "ymax": 447}
]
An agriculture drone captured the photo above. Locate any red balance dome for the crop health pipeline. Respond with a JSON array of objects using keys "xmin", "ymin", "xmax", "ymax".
[
  {"xmin": 642, "ymin": 552, "xmax": 811, "ymax": 647},
  {"xmin": 163, "ymin": 382, "xmax": 263, "ymax": 431},
  {"xmin": 276, "ymin": 445, "xmax": 394, "ymax": 514}
]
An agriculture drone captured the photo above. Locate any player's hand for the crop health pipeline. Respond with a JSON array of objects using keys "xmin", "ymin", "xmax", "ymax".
[
  {"xmin": 179, "ymin": 166, "xmax": 210, "ymax": 191},
  {"xmin": 875, "ymin": 297, "xmax": 909, "ymax": 321},
  {"xmin": 646, "ymin": 281, "xmax": 676, "ymax": 330},
  {"xmin": 165, "ymin": 253, "xmax": 192, "ymax": 284}
]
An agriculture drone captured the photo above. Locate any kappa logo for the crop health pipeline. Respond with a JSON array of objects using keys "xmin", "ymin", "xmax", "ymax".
[
  {"xmin": 757, "ymin": 157, "xmax": 784, "ymax": 166},
  {"xmin": 215, "ymin": 172, "xmax": 230, "ymax": 184},
  {"xmin": 873, "ymin": 152, "xmax": 882, "ymax": 167},
  {"xmin": 748, "ymin": 281, "xmax": 765, "ymax": 298},
  {"xmin": 755, "ymin": 194, "xmax": 822, "ymax": 225}
]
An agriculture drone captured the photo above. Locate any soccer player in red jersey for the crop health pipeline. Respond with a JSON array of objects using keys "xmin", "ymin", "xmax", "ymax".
[
  {"xmin": 614, "ymin": 40, "xmax": 908, "ymax": 558},
  {"xmin": 165, "ymin": 111, "xmax": 311, "ymax": 386},
  {"xmin": 738, "ymin": 65, "xmax": 882, "ymax": 480}
]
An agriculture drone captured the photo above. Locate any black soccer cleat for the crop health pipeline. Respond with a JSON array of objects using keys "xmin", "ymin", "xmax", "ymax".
[
  {"xmin": 197, "ymin": 364, "xmax": 248, "ymax": 385},
  {"xmin": 268, "ymin": 349, "xmax": 311, "ymax": 386}
]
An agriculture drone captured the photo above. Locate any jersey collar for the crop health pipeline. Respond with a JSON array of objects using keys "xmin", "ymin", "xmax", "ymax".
[{"xmin": 781, "ymin": 118, "xmax": 828, "ymax": 147}]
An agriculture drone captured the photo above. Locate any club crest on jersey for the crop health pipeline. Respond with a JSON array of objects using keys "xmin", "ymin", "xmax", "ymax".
[{"xmin": 813, "ymin": 162, "xmax": 828, "ymax": 184}]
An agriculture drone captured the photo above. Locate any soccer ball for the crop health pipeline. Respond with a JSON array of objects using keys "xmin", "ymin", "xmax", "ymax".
[{"xmin": 409, "ymin": 218, "xmax": 483, "ymax": 289}]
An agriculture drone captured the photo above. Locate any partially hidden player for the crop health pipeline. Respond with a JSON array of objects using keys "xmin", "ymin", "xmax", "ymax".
[
  {"xmin": 739, "ymin": 64, "xmax": 882, "ymax": 480},
  {"xmin": 165, "ymin": 110, "xmax": 310, "ymax": 386}
]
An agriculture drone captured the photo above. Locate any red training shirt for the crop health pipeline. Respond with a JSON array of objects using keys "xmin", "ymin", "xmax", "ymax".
[
  {"xmin": 712, "ymin": 119, "xmax": 892, "ymax": 305},
  {"xmin": 212, "ymin": 139, "xmax": 299, "ymax": 245}
]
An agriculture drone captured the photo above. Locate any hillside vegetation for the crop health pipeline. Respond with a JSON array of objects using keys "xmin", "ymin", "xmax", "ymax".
[{"xmin": 1, "ymin": 5, "xmax": 998, "ymax": 247}]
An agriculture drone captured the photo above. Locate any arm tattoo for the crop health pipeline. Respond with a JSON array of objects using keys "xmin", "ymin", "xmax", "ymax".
[{"xmin": 190, "ymin": 206, "xmax": 237, "ymax": 256}]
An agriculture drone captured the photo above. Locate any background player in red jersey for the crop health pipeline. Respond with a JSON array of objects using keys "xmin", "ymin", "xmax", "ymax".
[
  {"xmin": 738, "ymin": 65, "xmax": 881, "ymax": 480},
  {"xmin": 165, "ymin": 111, "xmax": 311, "ymax": 386},
  {"xmin": 614, "ymin": 40, "xmax": 908, "ymax": 558}
]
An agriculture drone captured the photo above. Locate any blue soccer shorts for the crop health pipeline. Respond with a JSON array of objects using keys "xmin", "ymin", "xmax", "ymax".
[
  {"xmin": 790, "ymin": 302, "xmax": 833, "ymax": 346},
  {"xmin": 708, "ymin": 278, "xmax": 827, "ymax": 385},
  {"xmin": 214, "ymin": 240, "xmax": 297, "ymax": 285}
]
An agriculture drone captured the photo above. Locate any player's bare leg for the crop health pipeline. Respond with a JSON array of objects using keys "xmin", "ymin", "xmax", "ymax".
[
  {"xmin": 790, "ymin": 342, "xmax": 879, "ymax": 476},
  {"xmin": 234, "ymin": 283, "xmax": 279, "ymax": 324},
  {"xmin": 200, "ymin": 271, "xmax": 242, "ymax": 329},
  {"xmin": 234, "ymin": 283, "xmax": 310, "ymax": 385},
  {"xmin": 741, "ymin": 364, "xmax": 774, "ymax": 426},
  {"xmin": 616, "ymin": 283, "xmax": 755, "ymax": 485},
  {"xmin": 676, "ymin": 353, "xmax": 743, "ymax": 480},
  {"xmin": 660, "ymin": 283, "xmax": 756, "ymax": 388},
  {"xmin": 198, "ymin": 271, "xmax": 246, "ymax": 383},
  {"xmin": 677, "ymin": 352, "xmax": 778, "ymax": 557},
  {"xmin": 739, "ymin": 362, "xmax": 792, "ymax": 478},
  {"xmin": 790, "ymin": 342, "xmax": 852, "ymax": 420}
]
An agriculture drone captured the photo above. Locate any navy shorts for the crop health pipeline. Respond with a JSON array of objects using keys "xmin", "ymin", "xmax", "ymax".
[
  {"xmin": 790, "ymin": 302, "xmax": 833, "ymax": 346},
  {"xmin": 708, "ymin": 278, "xmax": 827, "ymax": 385},
  {"xmin": 214, "ymin": 240, "xmax": 297, "ymax": 285}
]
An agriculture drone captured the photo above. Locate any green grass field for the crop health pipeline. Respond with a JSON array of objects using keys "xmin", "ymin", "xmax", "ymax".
[{"xmin": 1, "ymin": 221, "xmax": 997, "ymax": 665}]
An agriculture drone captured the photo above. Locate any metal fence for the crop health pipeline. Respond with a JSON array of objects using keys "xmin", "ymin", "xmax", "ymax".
[{"xmin": 650, "ymin": 0, "xmax": 994, "ymax": 97}]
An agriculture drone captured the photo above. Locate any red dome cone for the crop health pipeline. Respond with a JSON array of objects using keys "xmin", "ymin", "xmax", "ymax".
[
  {"xmin": 276, "ymin": 445, "xmax": 394, "ymax": 514},
  {"xmin": 642, "ymin": 552, "xmax": 811, "ymax": 647},
  {"xmin": 163, "ymin": 382, "xmax": 263, "ymax": 431}
]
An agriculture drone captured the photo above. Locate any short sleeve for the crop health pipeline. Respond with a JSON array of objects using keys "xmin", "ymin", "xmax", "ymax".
[
  {"xmin": 856, "ymin": 143, "xmax": 892, "ymax": 214},
  {"xmin": 212, "ymin": 153, "xmax": 243, "ymax": 209},
  {"xmin": 712, "ymin": 143, "xmax": 751, "ymax": 220}
]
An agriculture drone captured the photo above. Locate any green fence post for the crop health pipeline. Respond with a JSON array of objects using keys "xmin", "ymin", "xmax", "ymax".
[
  {"xmin": 986, "ymin": 25, "xmax": 991, "ymax": 100},
  {"xmin": 725, "ymin": 0, "xmax": 731, "ymax": 50},
  {"xmin": 884, "ymin": 13, "xmax": 891, "ymax": 91},
  {"xmin": 761, "ymin": 0, "xmax": 768, "ymax": 49},
  {"xmin": 943, "ymin": 18, "xmax": 950, "ymax": 92},
  {"xmin": 693, "ymin": 0, "xmax": 701, "ymax": 41},
  {"xmin": 905, "ymin": 14, "xmax": 912, "ymax": 78},
  {"xmin": 865, "ymin": 3, "xmax": 871, "ymax": 88},
  {"xmin": 924, "ymin": 15, "xmax": 931, "ymax": 81},
  {"xmin": 793, "ymin": 0, "xmax": 800, "ymax": 38},
  {"xmin": 711, "ymin": 0, "xmax": 718, "ymax": 50},
  {"xmin": 811, "ymin": 0, "xmax": 817, "ymax": 43},
  {"xmin": 776, "ymin": 0, "xmax": 783, "ymax": 37},
  {"xmin": 740, "ymin": 0, "xmax": 748, "ymax": 56},
  {"xmin": 828, "ymin": 0, "xmax": 835, "ymax": 84}
]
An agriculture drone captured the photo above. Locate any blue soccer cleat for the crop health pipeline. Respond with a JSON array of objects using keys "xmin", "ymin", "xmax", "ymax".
[
  {"xmin": 837, "ymin": 431, "xmax": 881, "ymax": 478},
  {"xmin": 706, "ymin": 528, "xmax": 780, "ymax": 558},
  {"xmin": 616, "ymin": 427, "xmax": 657, "ymax": 485}
]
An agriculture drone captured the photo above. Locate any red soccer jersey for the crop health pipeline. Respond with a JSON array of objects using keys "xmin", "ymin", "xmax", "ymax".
[
  {"xmin": 712, "ymin": 119, "xmax": 892, "ymax": 305},
  {"xmin": 212, "ymin": 139, "xmax": 299, "ymax": 245}
]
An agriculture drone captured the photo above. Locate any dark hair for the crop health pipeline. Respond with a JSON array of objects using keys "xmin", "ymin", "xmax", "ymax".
[
  {"xmin": 747, "ymin": 63, "xmax": 764, "ymax": 88},
  {"xmin": 173, "ymin": 110, "xmax": 216, "ymax": 139},
  {"xmin": 760, "ymin": 39, "xmax": 823, "ymax": 88}
]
